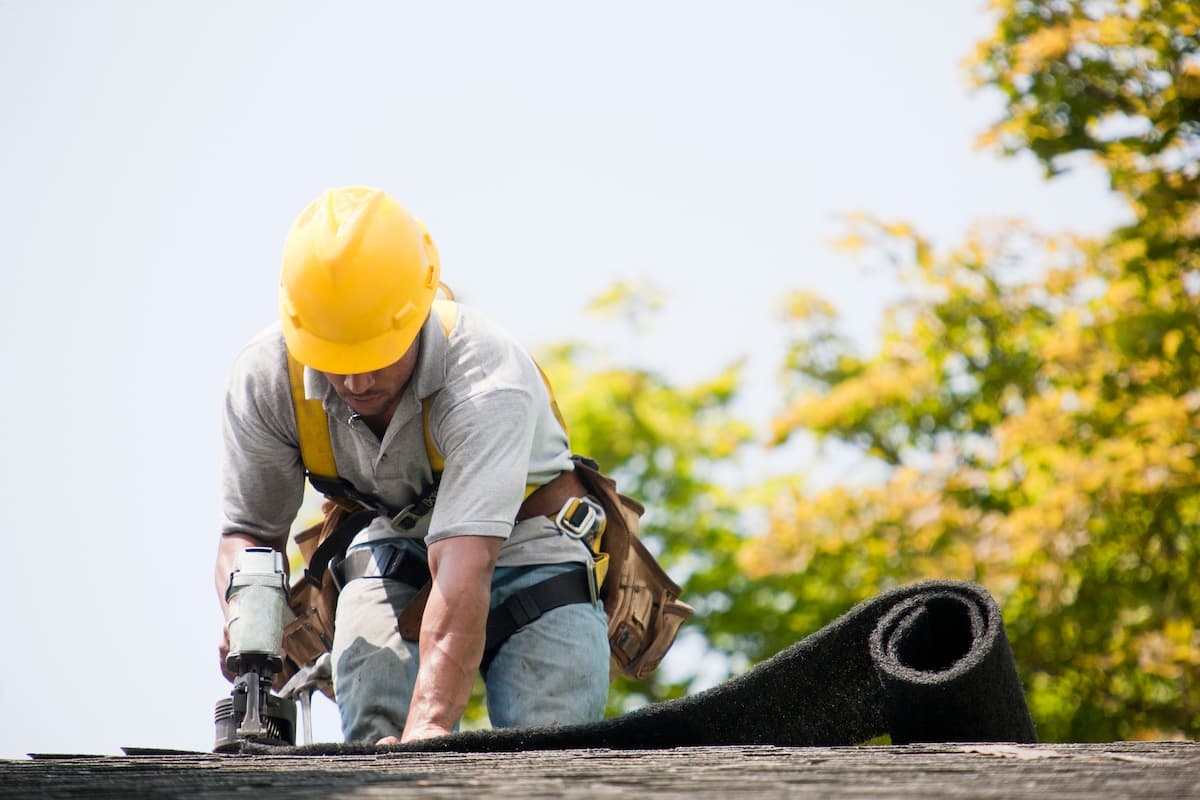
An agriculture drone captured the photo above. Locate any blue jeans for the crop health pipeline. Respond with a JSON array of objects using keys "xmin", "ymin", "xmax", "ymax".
[{"xmin": 330, "ymin": 538, "xmax": 610, "ymax": 742}]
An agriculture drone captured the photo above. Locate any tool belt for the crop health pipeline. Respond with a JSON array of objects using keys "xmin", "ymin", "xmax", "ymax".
[
  {"xmin": 330, "ymin": 544, "xmax": 596, "ymax": 674},
  {"xmin": 278, "ymin": 457, "xmax": 694, "ymax": 698}
]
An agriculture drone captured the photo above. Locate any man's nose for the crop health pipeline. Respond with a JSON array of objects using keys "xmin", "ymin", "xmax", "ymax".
[{"xmin": 344, "ymin": 372, "xmax": 375, "ymax": 394}]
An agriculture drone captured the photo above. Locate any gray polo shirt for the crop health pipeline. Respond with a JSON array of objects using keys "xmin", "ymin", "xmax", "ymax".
[{"xmin": 220, "ymin": 302, "xmax": 588, "ymax": 567}]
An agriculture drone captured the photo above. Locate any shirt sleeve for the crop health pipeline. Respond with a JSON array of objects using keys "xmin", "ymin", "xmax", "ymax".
[
  {"xmin": 218, "ymin": 341, "xmax": 305, "ymax": 544},
  {"xmin": 425, "ymin": 387, "xmax": 538, "ymax": 544}
]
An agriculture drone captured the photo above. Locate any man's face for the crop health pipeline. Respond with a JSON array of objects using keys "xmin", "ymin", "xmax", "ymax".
[{"xmin": 320, "ymin": 339, "xmax": 420, "ymax": 422}]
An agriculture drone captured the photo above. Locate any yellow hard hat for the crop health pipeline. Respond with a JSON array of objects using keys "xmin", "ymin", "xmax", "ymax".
[{"xmin": 279, "ymin": 187, "xmax": 441, "ymax": 374}]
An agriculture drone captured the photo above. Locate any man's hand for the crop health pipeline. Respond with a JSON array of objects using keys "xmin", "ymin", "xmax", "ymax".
[
  {"xmin": 215, "ymin": 531, "xmax": 281, "ymax": 683},
  {"xmin": 218, "ymin": 624, "xmax": 235, "ymax": 682},
  {"xmin": 399, "ymin": 535, "xmax": 501, "ymax": 744}
]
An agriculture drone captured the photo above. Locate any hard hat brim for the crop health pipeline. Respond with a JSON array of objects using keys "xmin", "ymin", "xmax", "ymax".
[{"xmin": 280, "ymin": 305, "xmax": 426, "ymax": 375}]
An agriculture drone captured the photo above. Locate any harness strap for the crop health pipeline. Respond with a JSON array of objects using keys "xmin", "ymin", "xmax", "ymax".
[
  {"xmin": 515, "ymin": 468, "xmax": 587, "ymax": 521},
  {"xmin": 423, "ymin": 298, "xmax": 459, "ymax": 473},
  {"xmin": 480, "ymin": 568, "xmax": 594, "ymax": 674},
  {"xmin": 288, "ymin": 351, "xmax": 337, "ymax": 480},
  {"xmin": 329, "ymin": 544, "xmax": 432, "ymax": 592},
  {"xmin": 302, "ymin": 509, "xmax": 378, "ymax": 589}
]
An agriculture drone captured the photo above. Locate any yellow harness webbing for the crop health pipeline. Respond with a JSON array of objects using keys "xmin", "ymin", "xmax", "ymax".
[
  {"xmin": 287, "ymin": 299, "xmax": 566, "ymax": 492},
  {"xmin": 288, "ymin": 350, "xmax": 338, "ymax": 479}
]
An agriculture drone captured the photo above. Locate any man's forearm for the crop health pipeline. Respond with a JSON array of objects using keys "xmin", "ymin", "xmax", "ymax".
[{"xmin": 402, "ymin": 535, "xmax": 500, "ymax": 742}]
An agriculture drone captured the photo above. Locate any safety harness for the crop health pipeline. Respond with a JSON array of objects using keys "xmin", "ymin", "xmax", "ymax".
[{"xmin": 286, "ymin": 299, "xmax": 607, "ymax": 671}]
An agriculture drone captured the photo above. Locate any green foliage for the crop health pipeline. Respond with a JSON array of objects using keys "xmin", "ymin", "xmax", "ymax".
[
  {"xmin": 750, "ymin": 0, "xmax": 1200, "ymax": 741},
  {"xmin": 969, "ymin": 0, "xmax": 1200, "ymax": 207},
  {"xmin": 536, "ymin": 286, "xmax": 767, "ymax": 712},
  {"xmin": 473, "ymin": 0, "xmax": 1199, "ymax": 742}
]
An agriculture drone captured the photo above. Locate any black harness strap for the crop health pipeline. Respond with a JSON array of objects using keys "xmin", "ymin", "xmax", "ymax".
[
  {"xmin": 306, "ymin": 473, "xmax": 441, "ymax": 529},
  {"xmin": 301, "ymin": 471, "xmax": 442, "ymax": 591},
  {"xmin": 480, "ymin": 567, "xmax": 594, "ymax": 674},
  {"xmin": 329, "ymin": 544, "xmax": 432, "ymax": 592},
  {"xmin": 302, "ymin": 508, "xmax": 378, "ymax": 589}
]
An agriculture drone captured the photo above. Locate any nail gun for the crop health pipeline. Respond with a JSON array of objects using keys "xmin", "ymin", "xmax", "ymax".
[{"xmin": 213, "ymin": 547, "xmax": 298, "ymax": 752}]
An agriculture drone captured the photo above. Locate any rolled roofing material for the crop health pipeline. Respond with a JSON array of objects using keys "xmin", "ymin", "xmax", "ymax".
[{"xmin": 243, "ymin": 579, "xmax": 1036, "ymax": 754}]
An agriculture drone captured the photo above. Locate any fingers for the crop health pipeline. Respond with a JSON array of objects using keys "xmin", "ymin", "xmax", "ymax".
[{"xmin": 219, "ymin": 624, "xmax": 235, "ymax": 683}]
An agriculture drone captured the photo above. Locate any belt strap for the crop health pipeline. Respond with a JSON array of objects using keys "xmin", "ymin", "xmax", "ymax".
[
  {"xmin": 480, "ymin": 567, "xmax": 593, "ymax": 673},
  {"xmin": 517, "ymin": 468, "xmax": 588, "ymax": 521},
  {"xmin": 329, "ymin": 545, "xmax": 432, "ymax": 592},
  {"xmin": 302, "ymin": 509, "xmax": 378, "ymax": 589}
]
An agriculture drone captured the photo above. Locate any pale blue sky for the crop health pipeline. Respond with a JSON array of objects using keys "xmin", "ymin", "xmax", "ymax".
[{"xmin": 0, "ymin": 0, "xmax": 1127, "ymax": 757}]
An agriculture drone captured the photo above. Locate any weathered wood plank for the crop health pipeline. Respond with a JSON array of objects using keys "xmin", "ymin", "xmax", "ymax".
[{"xmin": 3, "ymin": 743, "xmax": 1197, "ymax": 800}]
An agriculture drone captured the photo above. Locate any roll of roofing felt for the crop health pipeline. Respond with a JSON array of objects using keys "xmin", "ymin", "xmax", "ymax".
[
  {"xmin": 242, "ymin": 580, "xmax": 1036, "ymax": 755},
  {"xmin": 868, "ymin": 588, "xmax": 1037, "ymax": 745}
]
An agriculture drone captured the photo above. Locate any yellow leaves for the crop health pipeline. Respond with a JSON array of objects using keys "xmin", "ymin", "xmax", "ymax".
[
  {"xmin": 1133, "ymin": 618, "xmax": 1200, "ymax": 681},
  {"xmin": 585, "ymin": 279, "xmax": 666, "ymax": 333},
  {"xmin": 975, "ymin": 117, "xmax": 1027, "ymax": 155},
  {"xmin": 1174, "ymin": 4, "xmax": 1200, "ymax": 35},
  {"xmin": 995, "ymin": 387, "xmax": 1198, "ymax": 560},
  {"xmin": 1038, "ymin": 315, "xmax": 1086, "ymax": 368},
  {"xmin": 1102, "ymin": 278, "xmax": 1142, "ymax": 310},
  {"xmin": 1012, "ymin": 25, "xmax": 1072, "ymax": 73},
  {"xmin": 771, "ymin": 359, "xmax": 937, "ymax": 442},
  {"xmin": 828, "ymin": 214, "xmax": 934, "ymax": 278},
  {"xmin": 739, "ymin": 462, "xmax": 994, "ymax": 586},
  {"xmin": 830, "ymin": 232, "xmax": 867, "ymax": 255},
  {"xmin": 1110, "ymin": 237, "xmax": 1148, "ymax": 264},
  {"xmin": 781, "ymin": 290, "xmax": 837, "ymax": 323},
  {"xmin": 1111, "ymin": 395, "xmax": 1200, "ymax": 490},
  {"xmin": 1095, "ymin": 15, "xmax": 1132, "ymax": 48},
  {"xmin": 1043, "ymin": 265, "xmax": 1083, "ymax": 297},
  {"xmin": 915, "ymin": 239, "xmax": 933, "ymax": 269},
  {"xmin": 974, "ymin": 126, "xmax": 1001, "ymax": 151},
  {"xmin": 1181, "ymin": 58, "xmax": 1200, "ymax": 99}
]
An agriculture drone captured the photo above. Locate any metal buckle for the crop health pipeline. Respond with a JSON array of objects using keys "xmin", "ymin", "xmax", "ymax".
[
  {"xmin": 555, "ymin": 496, "xmax": 606, "ymax": 540},
  {"xmin": 389, "ymin": 504, "xmax": 422, "ymax": 531}
]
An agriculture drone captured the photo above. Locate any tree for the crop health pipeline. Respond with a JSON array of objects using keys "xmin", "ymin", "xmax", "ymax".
[
  {"xmin": 537, "ymin": 280, "xmax": 771, "ymax": 712},
  {"xmin": 419, "ymin": 1, "xmax": 1198, "ymax": 736},
  {"xmin": 743, "ymin": 0, "xmax": 1200, "ymax": 741}
]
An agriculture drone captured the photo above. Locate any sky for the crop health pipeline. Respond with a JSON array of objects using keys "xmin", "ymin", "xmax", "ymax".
[{"xmin": 0, "ymin": 1, "xmax": 1129, "ymax": 758}]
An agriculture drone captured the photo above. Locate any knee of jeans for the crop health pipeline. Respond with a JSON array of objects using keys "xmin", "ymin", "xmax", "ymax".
[
  {"xmin": 331, "ymin": 579, "xmax": 423, "ymax": 742},
  {"xmin": 334, "ymin": 636, "xmax": 413, "ymax": 742},
  {"xmin": 484, "ymin": 602, "xmax": 609, "ymax": 728}
]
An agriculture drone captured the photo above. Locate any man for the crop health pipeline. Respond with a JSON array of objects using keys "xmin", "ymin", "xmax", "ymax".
[{"xmin": 214, "ymin": 187, "xmax": 610, "ymax": 744}]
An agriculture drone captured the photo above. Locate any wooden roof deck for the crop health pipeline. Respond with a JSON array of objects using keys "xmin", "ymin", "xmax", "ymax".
[{"xmin": 5, "ymin": 742, "xmax": 1197, "ymax": 799}]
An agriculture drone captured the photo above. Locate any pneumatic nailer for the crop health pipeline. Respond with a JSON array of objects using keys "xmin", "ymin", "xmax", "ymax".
[{"xmin": 213, "ymin": 547, "xmax": 297, "ymax": 751}]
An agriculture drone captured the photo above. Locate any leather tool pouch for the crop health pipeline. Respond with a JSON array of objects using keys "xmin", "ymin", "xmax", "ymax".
[
  {"xmin": 569, "ymin": 457, "xmax": 696, "ymax": 680},
  {"xmin": 275, "ymin": 502, "xmax": 346, "ymax": 699}
]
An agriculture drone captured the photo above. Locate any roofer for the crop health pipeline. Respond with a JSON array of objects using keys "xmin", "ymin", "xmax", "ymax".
[{"xmin": 214, "ymin": 187, "xmax": 610, "ymax": 744}]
